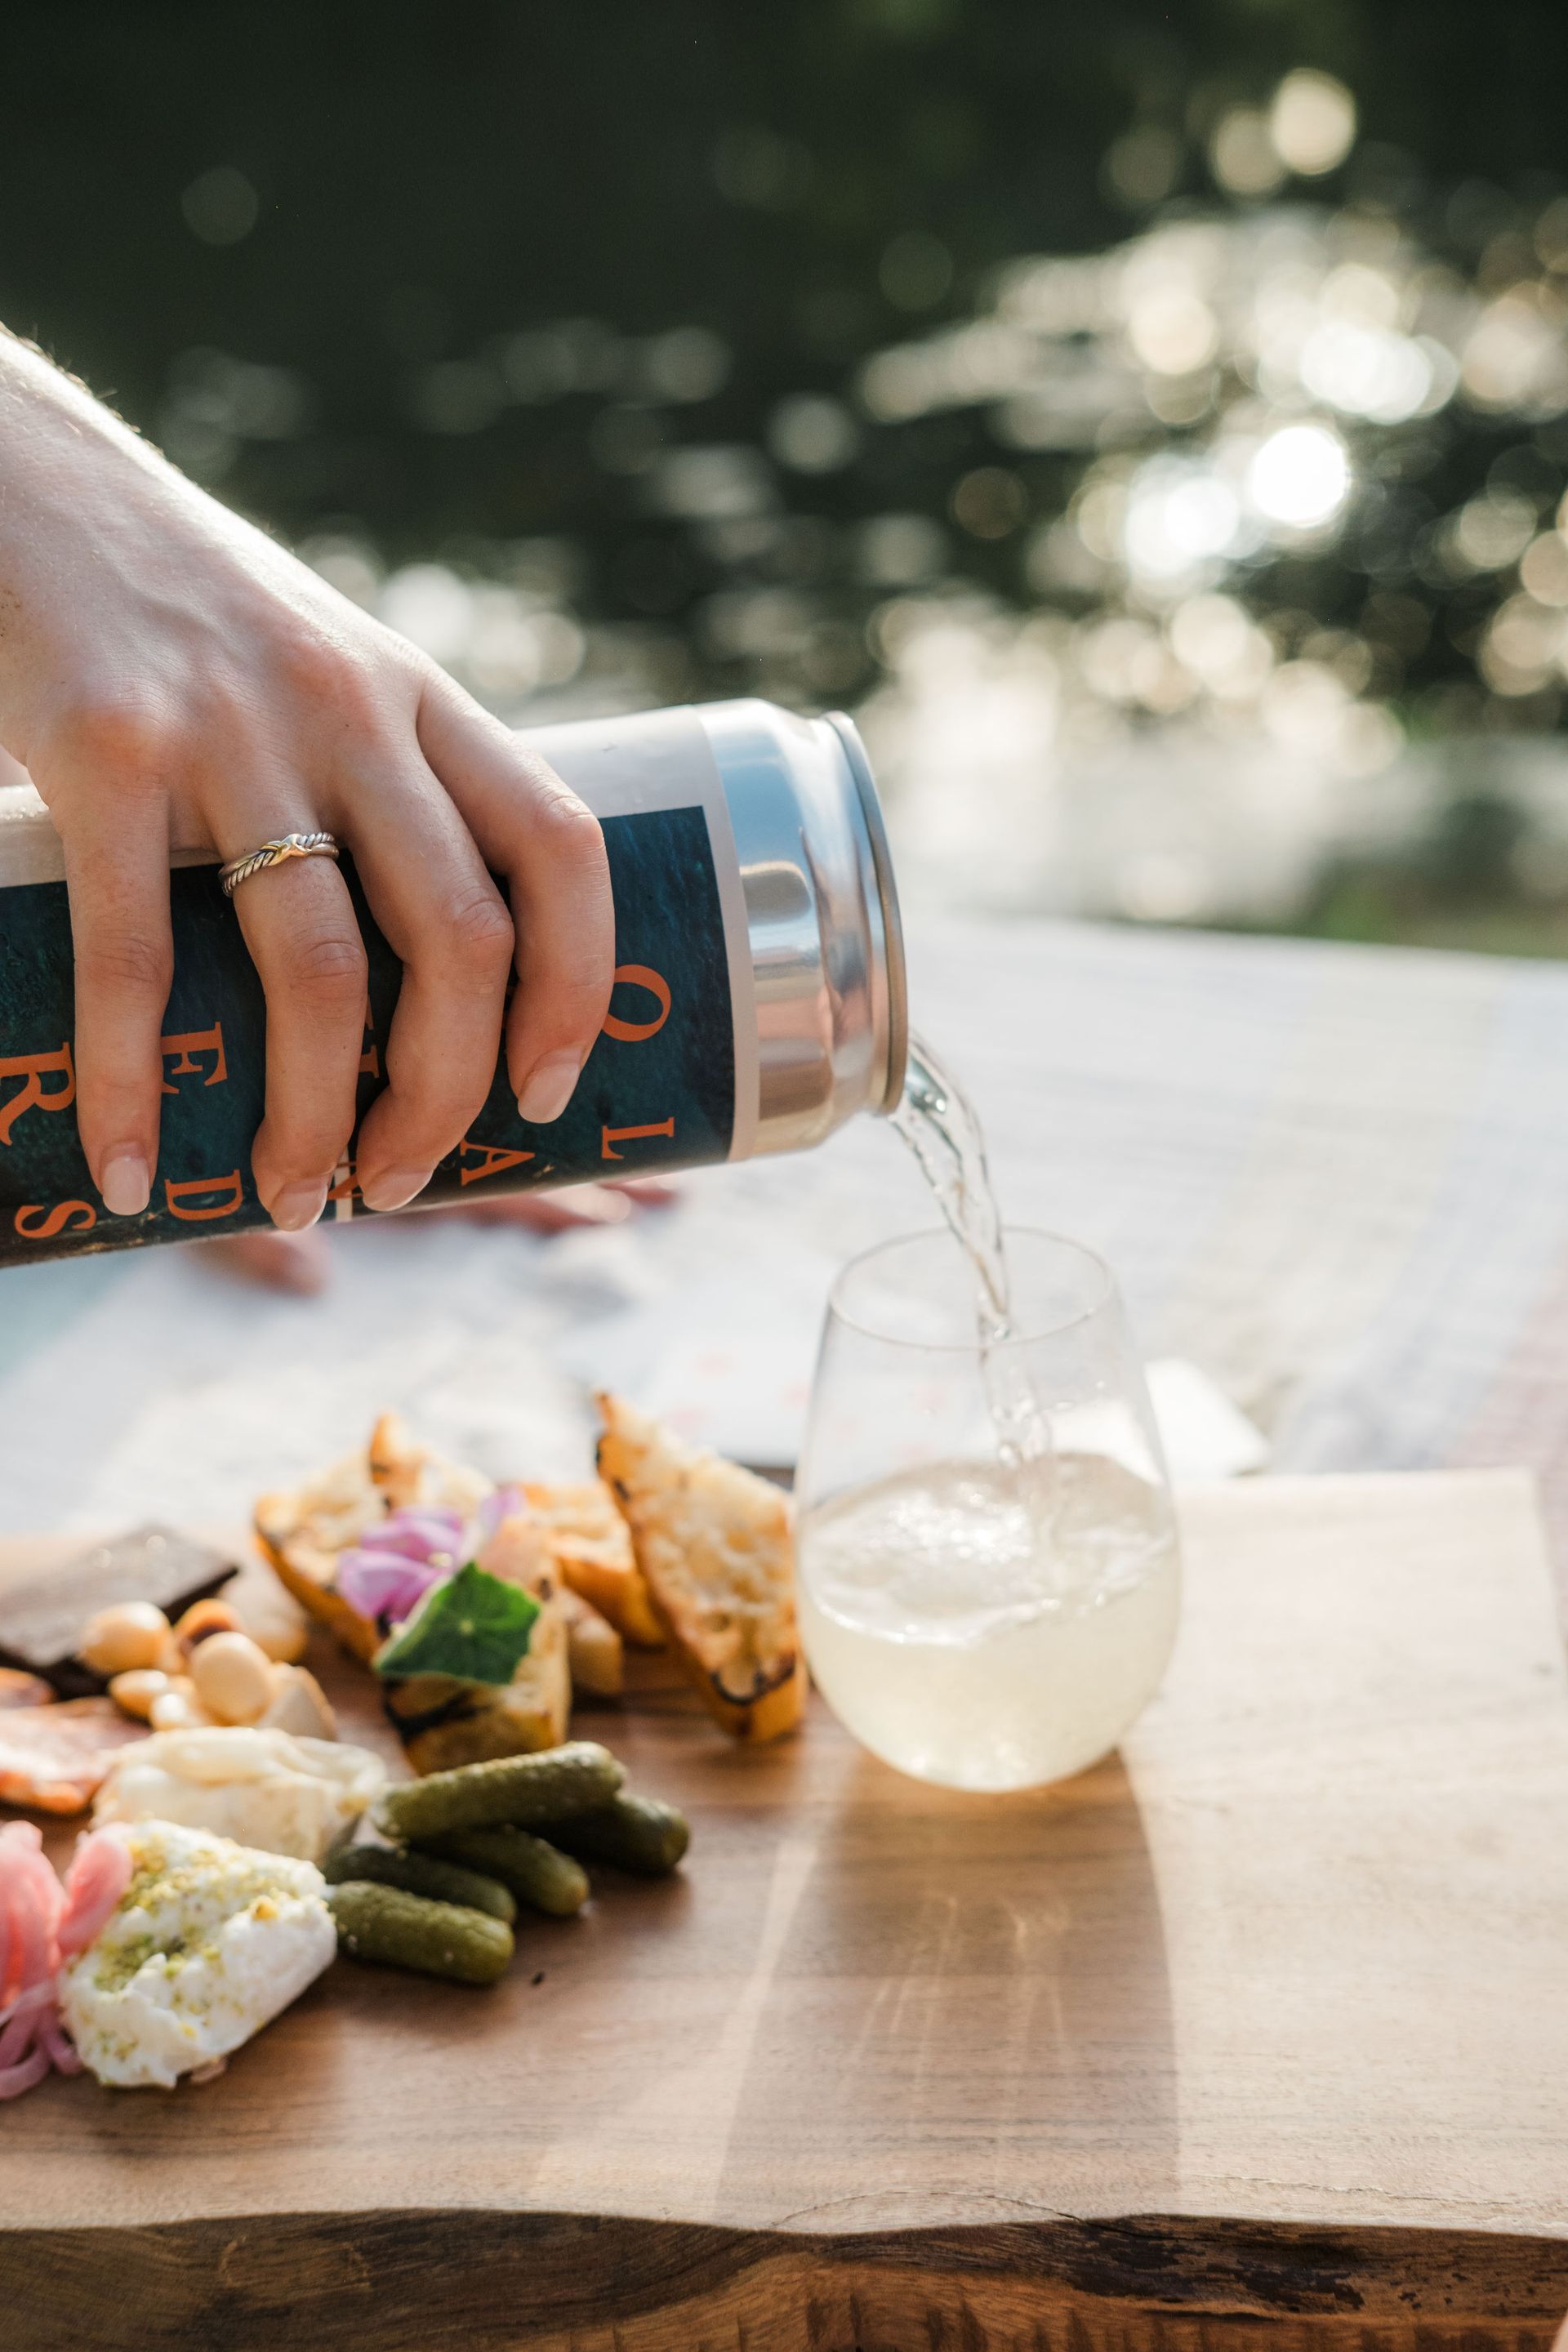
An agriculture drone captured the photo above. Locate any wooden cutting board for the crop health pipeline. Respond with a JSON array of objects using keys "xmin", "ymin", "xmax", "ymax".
[{"xmin": 2, "ymin": 1469, "xmax": 1566, "ymax": 2352}]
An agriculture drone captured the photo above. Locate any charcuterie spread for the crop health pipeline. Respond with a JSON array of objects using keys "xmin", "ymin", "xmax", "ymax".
[{"xmin": 0, "ymin": 1396, "xmax": 794, "ymax": 2094}]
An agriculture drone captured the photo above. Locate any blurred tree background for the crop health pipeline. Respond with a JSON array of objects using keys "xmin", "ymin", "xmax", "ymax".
[{"xmin": 7, "ymin": 0, "xmax": 1568, "ymax": 949}]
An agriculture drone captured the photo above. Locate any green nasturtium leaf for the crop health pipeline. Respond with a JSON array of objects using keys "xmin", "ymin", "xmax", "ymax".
[{"xmin": 373, "ymin": 1561, "xmax": 540, "ymax": 1687}]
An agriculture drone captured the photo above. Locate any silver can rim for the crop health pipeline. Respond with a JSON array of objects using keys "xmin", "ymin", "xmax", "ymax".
[{"xmin": 822, "ymin": 710, "xmax": 909, "ymax": 1116}]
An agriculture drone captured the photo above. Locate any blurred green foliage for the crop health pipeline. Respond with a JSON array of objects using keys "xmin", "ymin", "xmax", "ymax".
[
  {"xmin": 7, "ymin": 2, "xmax": 1568, "ymax": 952},
  {"xmin": 3, "ymin": 0, "xmax": 1564, "ymax": 550}
]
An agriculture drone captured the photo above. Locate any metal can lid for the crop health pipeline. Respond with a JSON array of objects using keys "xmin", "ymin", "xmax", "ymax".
[{"xmin": 822, "ymin": 710, "xmax": 909, "ymax": 1116}]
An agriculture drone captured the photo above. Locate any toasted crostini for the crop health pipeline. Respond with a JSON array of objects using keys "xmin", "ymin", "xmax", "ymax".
[
  {"xmin": 254, "ymin": 1414, "xmax": 490, "ymax": 1664},
  {"xmin": 595, "ymin": 1394, "xmax": 804, "ymax": 1742},
  {"xmin": 479, "ymin": 1513, "xmax": 625, "ymax": 1698},
  {"xmin": 517, "ymin": 1478, "xmax": 665, "ymax": 1649}
]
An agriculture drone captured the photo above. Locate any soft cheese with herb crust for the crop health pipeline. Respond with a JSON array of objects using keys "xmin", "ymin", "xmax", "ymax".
[{"xmin": 59, "ymin": 1820, "xmax": 336, "ymax": 2089}]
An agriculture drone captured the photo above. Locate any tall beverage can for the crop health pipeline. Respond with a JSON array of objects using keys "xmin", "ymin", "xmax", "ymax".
[{"xmin": 0, "ymin": 699, "xmax": 907, "ymax": 1267}]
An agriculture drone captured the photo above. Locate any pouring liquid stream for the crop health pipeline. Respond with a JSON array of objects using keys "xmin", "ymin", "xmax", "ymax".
[
  {"xmin": 889, "ymin": 1033, "xmax": 1055, "ymax": 1497},
  {"xmin": 799, "ymin": 1030, "xmax": 1175, "ymax": 1778},
  {"xmin": 796, "ymin": 1031, "xmax": 1179, "ymax": 1788}
]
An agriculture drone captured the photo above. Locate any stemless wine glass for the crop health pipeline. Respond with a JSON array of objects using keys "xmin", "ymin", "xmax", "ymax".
[{"xmin": 795, "ymin": 1227, "xmax": 1180, "ymax": 1791}]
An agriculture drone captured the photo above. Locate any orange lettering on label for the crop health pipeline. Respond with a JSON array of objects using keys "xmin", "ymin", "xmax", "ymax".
[
  {"xmin": 0, "ymin": 1045, "xmax": 75, "ymax": 1146},
  {"xmin": 359, "ymin": 1000, "xmax": 379, "ymax": 1080},
  {"xmin": 164, "ymin": 1169, "xmax": 245, "ymax": 1223},
  {"xmin": 327, "ymin": 1163, "xmax": 361, "ymax": 1205},
  {"xmin": 14, "ymin": 1200, "xmax": 96, "ymax": 1241},
  {"xmin": 458, "ymin": 1139, "xmax": 536, "ymax": 1188},
  {"xmin": 601, "ymin": 1117, "xmax": 675, "ymax": 1162},
  {"xmin": 159, "ymin": 1022, "xmax": 227, "ymax": 1094},
  {"xmin": 602, "ymin": 964, "xmax": 671, "ymax": 1044}
]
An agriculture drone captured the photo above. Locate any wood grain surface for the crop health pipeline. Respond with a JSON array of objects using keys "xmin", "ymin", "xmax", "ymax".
[{"xmin": 1, "ymin": 1468, "xmax": 1566, "ymax": 2351}]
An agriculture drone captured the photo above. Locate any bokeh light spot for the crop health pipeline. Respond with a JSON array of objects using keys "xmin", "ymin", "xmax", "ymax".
[
  {"xmin": 1127, "ymin": 288, "xmax": 1218, "ymax": 375},
  {"xmin": 1103, "ymin": 126, "xmax": 1185, "ymax": 211},
  {"xmin": 1125, "ymin": 457, "xmax": 1243, "ymax": 583},
  {"xmin": 381, "ymin": 566, "xmax": 474, "ymax": 665},
  {"xmin": 769, "ymin": 394, "xmax": 862, "ymax": 472},
  {"xmin": 1454, "ymin": 492, "xmax": 1537, "ymax": 571},
  {"xmin": 856, "ymin": 514, "xmax": 949, "ymax": 584},
  {"xmin": 951, "ymin": 466, "xmax": 1027, "ymax": 538},
  {"xmin": 180, "ymin": 166, "xmax": 259, "ymax": 247},
  {"xmin": 1521, "ymin": 532, "xmax": 1568, "ymax": 605},
  {"xmin": 1247, "ymin": 424, "xmax": 1351, "ymax": 529},
  {"xmin": 1209, "ymin": 109, "xmax": 1285, "ymax": 199},
  {"xmin": 641, "ymin": 327, "xmax": 731, "ymax": 403},
  {"xmin": 1268, "ymin": 71, "xmax": 1356, "ymax": 178}
]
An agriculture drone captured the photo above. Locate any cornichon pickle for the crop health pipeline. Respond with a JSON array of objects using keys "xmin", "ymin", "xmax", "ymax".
[
  {"xmin": 322, "ymin": 1842, "xmax": 517, "ymax": 1923},
  {"xmin": 327, "ymin": 1881, "xmax": 514, "ymax": 1984},
  {"xmin": 422, "ymin": 1825, "xmax": 590, "ymax": 1918},
  {"xmin": 372, "ymin": 1740, "xmax": 623, "ymax": 1844},
  {"xmin": 550, "ymin": 1793, "xmax": 691, "ymax": 1877}
]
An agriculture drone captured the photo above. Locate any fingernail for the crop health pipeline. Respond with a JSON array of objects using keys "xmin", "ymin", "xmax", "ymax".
[
  {"xmin": 360, "ymin": 1166, "xmax": 435, "ymax": 1214},
  {"xmin": 269, "ymin": 1178, "xmax": 329, "ymax": 1233},
  {"xmin": 568, "ymin": 1187, "xmax": 631, "ymax": 1226},
  {"xmin": 100, "ymin": 1150, "xmax": 150, "ymax": 1218},
  {"xmin": 518, "ymin": 1052, "xmax": 582, "ymax": 1126}
]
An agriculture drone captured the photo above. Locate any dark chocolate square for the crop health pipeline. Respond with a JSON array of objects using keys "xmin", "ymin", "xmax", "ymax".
[{"xmin": 0, "ymin": 1524, "xmax": 238, "ymax": 1695}]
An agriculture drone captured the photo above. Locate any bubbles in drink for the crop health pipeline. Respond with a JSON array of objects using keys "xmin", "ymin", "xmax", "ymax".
[
  {"xmin": 796, "ymin": 1032, "xmax": 1180, "ymax": 1789},
  {"xmin": 799, "ymin": 1454, "xmax": 1179, "ymax": 1790}
]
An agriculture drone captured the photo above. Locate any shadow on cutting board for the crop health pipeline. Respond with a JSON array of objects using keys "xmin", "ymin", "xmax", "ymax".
[{"xmin": 714, "ymin": 1744, "xmax": 1178, "ymax": 2229}]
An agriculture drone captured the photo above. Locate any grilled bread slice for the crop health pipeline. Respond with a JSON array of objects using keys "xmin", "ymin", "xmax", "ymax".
[
  {"xmin": 380, "ymin": 1600, "xmax": 570, "ymax": 1774},
  {"xmin": 595, "ymin": 1394, "xmax": 804, "ymax": 1741},
  {"xmin": 479, "ymin": 1512, "xmax": 624, "ymax": 1698},
  {"xmin": 254, "ymin": 1413, "xmax": 490, "ymax": 1664},
  {"xmin": 517, "ymin": 1479, "xmax": 664, "ymax": 1649}
]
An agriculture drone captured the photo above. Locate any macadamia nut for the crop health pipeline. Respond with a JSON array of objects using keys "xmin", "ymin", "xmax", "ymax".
[
  {"xmin": 107, "ymin": 1668, "xmax": 175, "ymax": 1722},
  {"xmin": 79, "ymin": 1602, "xmax": 170, "ymax": 1678},
  {"xmin": 188, "ymin": 1631, "xmax": 279, "ymax": 1725}
]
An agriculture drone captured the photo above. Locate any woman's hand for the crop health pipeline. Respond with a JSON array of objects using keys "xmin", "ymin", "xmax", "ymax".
[
  {"xmin": 205, "ymin": 1179, "xmax": 678, "ymax": 1294},
  {"xmin": 0, "ymin": 330, "xmax": 613, "ymax": 1228}
]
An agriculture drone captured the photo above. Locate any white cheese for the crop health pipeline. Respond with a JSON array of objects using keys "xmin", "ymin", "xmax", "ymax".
[
  {"xmin": 60, "ymin": 1820, "xmax": 336, "ymax": 2088},
  {"xmin": 93, "ymin": 1725, "xmax": 384, "ymax": 1860}
]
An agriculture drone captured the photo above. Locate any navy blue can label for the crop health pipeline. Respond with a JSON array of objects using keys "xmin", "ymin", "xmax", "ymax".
[{"xmin": 0, "ymin": 708, "xmax": 760, "ymax": 1266}]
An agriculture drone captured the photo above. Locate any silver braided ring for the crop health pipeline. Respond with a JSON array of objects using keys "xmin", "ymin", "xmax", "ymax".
[{"xmin": 219, "ymin": 831, "xmax": 341, "ymax": 899}]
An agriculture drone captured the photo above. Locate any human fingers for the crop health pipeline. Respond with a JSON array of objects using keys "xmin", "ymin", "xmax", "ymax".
[
  {"xmin": 415, "ymin": 675, "xmax": 612, "ymax": 1127},
  {"xmin": 202, "ymin": 1228, "xmax": 334, "ymax": 1294},
  {"xmin": 216, "ymin": 817, "xmax": 368, "ymax": 1230},
  {"xmin": 335, "ymin": 755, "xmax": 514, "ymax": 1213},
  {"xmin": 450, "ymin": 1185, "xmax": 634, "ymax": 1232},
  {"xmin": 59, "ymin": 795, "xmax": 172, "ymax": 1218},
  {"xmin": 446, "ymin": 1178, "xmax": 678, "ymax": 1231}
]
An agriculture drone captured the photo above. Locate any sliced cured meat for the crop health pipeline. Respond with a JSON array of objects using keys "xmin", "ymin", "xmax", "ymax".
[
  {"xmin": 57, "ymin": 1829, "xmax": 132, "ymax": 1959},
  {"xmin": 0, "ymin": 1700, "xmax": 147, "ymax": 1815},
  {"xmin": 0, "ymin": 1824, "xmax": 131, "ymax": 2096},
  {"xmin": 0, "ymin": 1671, "xmax": 52, "ymax": 1710}
]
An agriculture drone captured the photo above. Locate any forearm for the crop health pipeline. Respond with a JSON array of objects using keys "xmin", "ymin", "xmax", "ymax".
[
  {"xmin": 0, "ymin": 330, "xmax": 167, "ymax": 760},
  {"xmin": 0, "ymin": 323, "xmax": 171, "ymax": 498},
  {"xmin": 0, "ymin": 324, "xmax": 288, "ymax": 767}
]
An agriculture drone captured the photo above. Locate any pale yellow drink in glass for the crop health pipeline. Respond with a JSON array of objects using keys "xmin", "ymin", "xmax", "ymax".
[{"xmin": 798, "ymin": 1451, "xmax": 1178, "ymax": 1791}]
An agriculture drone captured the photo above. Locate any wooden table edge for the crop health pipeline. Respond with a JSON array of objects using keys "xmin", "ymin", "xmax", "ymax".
[{"xmin": 7, "ymin": 2208, "xmax": 1568, "ymax": 2351}]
